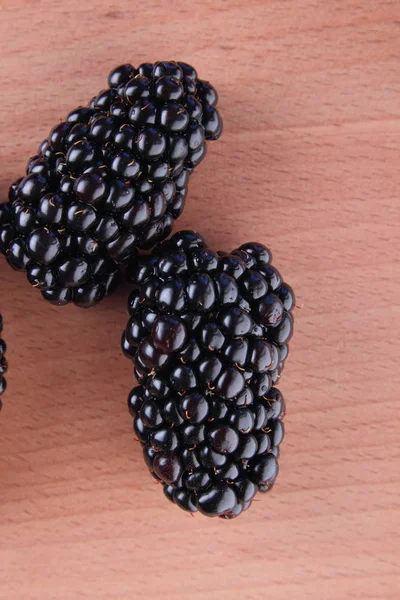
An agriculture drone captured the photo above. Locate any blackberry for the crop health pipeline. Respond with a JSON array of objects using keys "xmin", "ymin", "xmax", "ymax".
[
  {"xmin": 0, "ymin": 313, "xmax": 8, "ymax": 410},
  {"xmin": 123, "ymin": 231, "xmax": 294, "ymax": 518},
  {"xmin": 0, "ymin": 62, "xmax": 222, "ymax": 307}
]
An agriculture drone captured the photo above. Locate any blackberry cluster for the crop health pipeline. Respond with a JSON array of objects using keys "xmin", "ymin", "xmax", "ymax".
[
  {"xmin": 122, "ymin": 231, "xmax": 294, "ymax": 518},
  {"xmin": 0, "ymin": 314, "xmax": 8, "ymax": 410},
  {"xmin": 0, "ymin": 62, "xmax": 222, "ymax": 308}
]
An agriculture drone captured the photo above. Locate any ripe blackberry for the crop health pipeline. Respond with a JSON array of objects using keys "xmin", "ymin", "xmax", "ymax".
[
  {"xmin": 123, "ymin": 231, "xmax": 294, "ymax": 518},
  {"xmin": 0, "ymin": 62, "xmax": 222, "ymax": 307},
  {"xmin": 0, "ymin": 313, "xmax": 8, "ymax": 410}
]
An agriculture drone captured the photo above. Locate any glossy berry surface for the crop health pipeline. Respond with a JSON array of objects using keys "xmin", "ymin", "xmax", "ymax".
[
  {"xmin": 0, "ymin": 62, "xmax": 222, "ymax": 308},
  {"xmin": 123, "ymin": 231, "xmax": 294, "ymax": 518},
  {"xmin": 0, "ymin": 313, "xmax": 8, "ymax": 410}
]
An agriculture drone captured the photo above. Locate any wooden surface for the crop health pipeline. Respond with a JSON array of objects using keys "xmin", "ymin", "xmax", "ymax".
[{"xmin": 0, "ymin": 1, "xmax": 399, "ymax": 598}]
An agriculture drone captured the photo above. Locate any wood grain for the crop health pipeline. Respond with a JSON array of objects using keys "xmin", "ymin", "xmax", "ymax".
[{"xmin": 0, "ymin": 1, "xmax": 399, "ymax": 598}]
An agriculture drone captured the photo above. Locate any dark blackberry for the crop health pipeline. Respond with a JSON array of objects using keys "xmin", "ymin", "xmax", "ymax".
[
  {"xmin": 0, "ymin": 313, "xmax": 8, "ymax": 410},
  {"xmin": 122, "ymin": 231, "xmax": 294, "ymax": 518},
  {"xmin": 0, "ymin": 62, "xmax": 222, "ymax": 308}
]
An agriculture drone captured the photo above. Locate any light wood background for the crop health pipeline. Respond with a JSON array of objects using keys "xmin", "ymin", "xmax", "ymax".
[{"xmin": 0, "ymin": 1, "xmax": 399, "ymax": 599}]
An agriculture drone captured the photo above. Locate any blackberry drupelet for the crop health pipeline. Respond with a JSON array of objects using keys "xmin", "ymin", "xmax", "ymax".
[
  {"xmin": 123, "ymin": 231, "xmax": 294, "ymax": 518},
  {"xmin": 0, "ymin": 313, "xmax": 8, "ymax": 410},
  {"xmin": 0, "ymin": 62, "xmax": 222, "ymax": 307}
]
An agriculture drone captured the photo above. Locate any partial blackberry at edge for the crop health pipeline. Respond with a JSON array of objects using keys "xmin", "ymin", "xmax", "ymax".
[
  {"xmin": 0, "ymin": 314, "xmax": 8, "ymax": 410},
  {"xmin": 0, "ymin": 62, "xmax": 222, "ymax": 308},
  {"xmin": 122, "ymin": 231, "xmax": 294, "ymax": 519}
]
